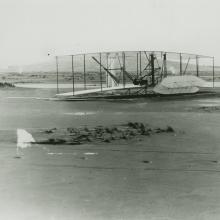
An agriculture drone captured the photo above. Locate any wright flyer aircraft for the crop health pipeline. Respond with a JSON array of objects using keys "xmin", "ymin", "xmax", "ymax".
[{"xmin": 53, "ymin": 51, "xmax": 215, "ymax": 100}]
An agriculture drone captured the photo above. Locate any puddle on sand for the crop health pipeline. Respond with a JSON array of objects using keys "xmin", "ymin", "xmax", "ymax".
[
  {"xmin": 47, "ymin": 152, "xmax": 77, "ymax": 156},
  {"xmin": 84, "ymin": 152, "xmax": 98, "ymax": 155},
  {"xmin": 196, "ymin": 99, "xmax": 220, "ymax": 104},
  {"xmin": 64, "ymin": 112, "xmax": 97, "ymax": 116},
  {"xmin": 47, "ymin": 152, "xmax": 98, "ymax": 156},
  {"xmin": 197, "ymin": 104, "xmax": 220, "ymax": 107},
  {"xmin": 64, "ymin": 111, "xmax": 131, "ymax": 116},
  {"xmin": 48, "ymin": 152, "xmax": 65, "ymax": 155}
]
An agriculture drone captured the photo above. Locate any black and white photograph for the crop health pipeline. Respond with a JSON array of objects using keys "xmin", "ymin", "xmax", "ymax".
[{"xmin": 0, "ymin": 0, "xmax": 220, "ymax": 219}]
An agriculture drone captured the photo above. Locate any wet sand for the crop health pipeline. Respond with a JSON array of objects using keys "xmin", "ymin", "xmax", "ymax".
[{"xmin": 1, "ymin": 88, "xmax": 220, "ymax": 219}]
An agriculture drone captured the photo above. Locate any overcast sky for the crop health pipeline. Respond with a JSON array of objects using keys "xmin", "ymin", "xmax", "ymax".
[{"xmin": 0, "ymin": 0, "xmax": 219, "ymax": 67}]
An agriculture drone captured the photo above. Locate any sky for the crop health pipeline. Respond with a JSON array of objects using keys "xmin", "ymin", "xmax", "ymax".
[{"xmin": 0, "ymin": 0, "xmax": 219, "ymax": 67}]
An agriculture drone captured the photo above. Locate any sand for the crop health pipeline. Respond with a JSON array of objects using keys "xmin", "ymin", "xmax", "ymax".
[{"xmin": 0, "ymin": 87, "xmax": 220, "ymax": 219}]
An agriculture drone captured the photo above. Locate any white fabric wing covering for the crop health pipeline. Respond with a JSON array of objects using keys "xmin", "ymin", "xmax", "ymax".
[
  {"xmin": 154, "ymin": 75, "xmax": 205, "ymax": 95},
  {"xmin": 17, "ymin": 129, "xmax": 35, "ymax": 149},
  {"xmin": 154, "ymin": 84, "xmax": 199, "ymax": 94},
  {"xmin": 160, "ymin": 75, "xmax": 205, "ymax": 88}
]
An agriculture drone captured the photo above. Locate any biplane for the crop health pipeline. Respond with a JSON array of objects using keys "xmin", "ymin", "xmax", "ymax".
[{"xmin": 54, "ymin": 51, "xmax": 215, "ymax": 100}]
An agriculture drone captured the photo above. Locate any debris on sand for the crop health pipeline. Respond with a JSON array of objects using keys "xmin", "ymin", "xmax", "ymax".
[
  {"xmin": 0, "ymin": 82, "xmax": 15, "ymax": 88},
  {"xmin": 142, "ymin": 160, "xmax": 152, "ymax": 164},
  {"xmin": 43, "ymin": 128, "xmax": 57, "ymax": 134},
  {"xmin": 13, "ymin": 155, "xmax": 22, "ymax": 159},
  {"xmin": 198, "ymin": 106, "xmax": 220, "ymax": 112},
  {"xmin": 36, "ymin": 138, "xmax": 66, "ymax": 145},
  {"xmin": 37, "ymin": 122, "xmax": 175, "ymax": 145},
  {"xmin": 166, "ymin": 126, "xmax": 175, "ymax": 132}
]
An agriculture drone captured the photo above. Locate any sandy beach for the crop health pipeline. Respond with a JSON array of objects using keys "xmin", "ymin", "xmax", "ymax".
[{"xmin": 0, "ymin": 87, "xmax": 219, "ymax": 219}]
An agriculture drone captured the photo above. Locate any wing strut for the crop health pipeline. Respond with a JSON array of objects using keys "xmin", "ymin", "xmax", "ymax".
[{"xmin": 92, "ymin": 57, "xmax": 120, "ymax": 84}]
